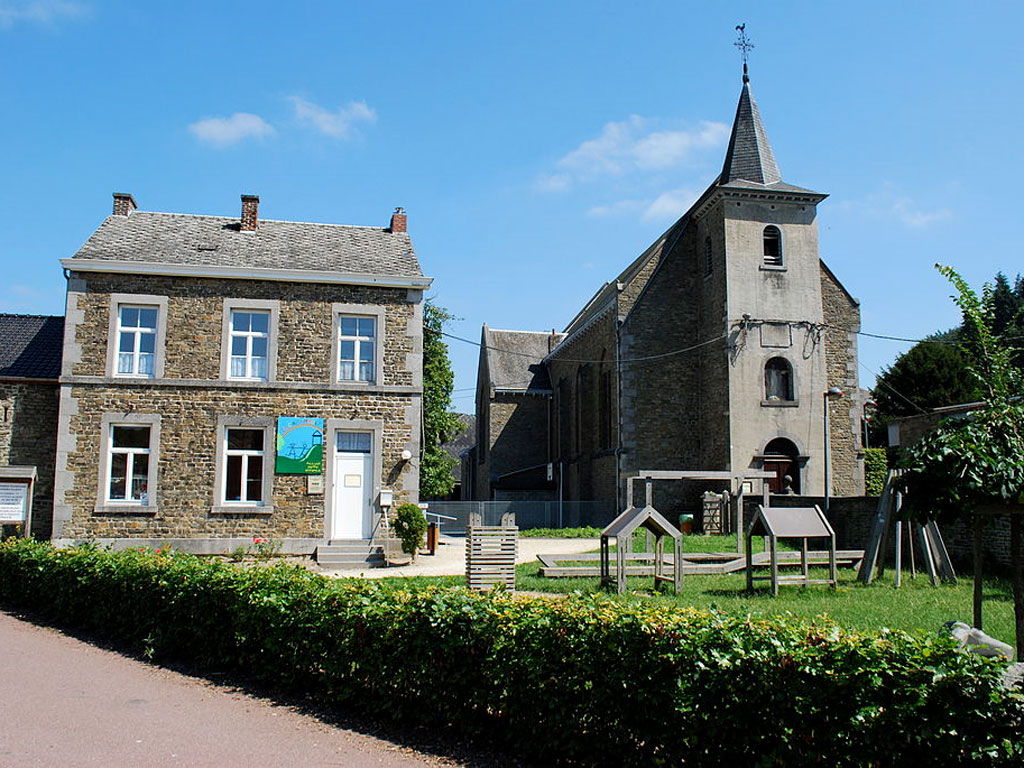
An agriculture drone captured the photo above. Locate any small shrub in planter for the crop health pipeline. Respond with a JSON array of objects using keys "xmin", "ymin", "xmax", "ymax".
[{"xmin": 392, "ymin": 503, "xmax": 427, "ymax": 559}]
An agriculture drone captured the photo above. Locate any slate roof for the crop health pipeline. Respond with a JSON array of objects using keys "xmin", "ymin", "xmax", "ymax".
[
  {"xmin": 70, "ymin": 211, "xmax": 423, "ymax": 277},
  {"xmin": 442, "ymin": 413, "xmax": 477, "ymax": 462},
  {"xmin": 720, "ymin": 77, "xmax": 782, "ymax": 186},
  {"xmin": 0, "ymin": 315, "xmax": 64, "ymax": 380},
  {"xmin": 484, "ymin": 328, "xmax": 563, "ymax": 393}
]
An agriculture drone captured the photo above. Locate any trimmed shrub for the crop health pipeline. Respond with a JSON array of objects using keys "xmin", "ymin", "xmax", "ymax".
[
  {"xmin": 0, "ymin": 539, "xmax": 1021, "ymax": 766},
  {"xmin": 391, "ymin": 503, "xmax": 427, "ymax": 557},
  {"xmin": 864, "ymin": 446, "xmax": 888, "ymax": 496}
]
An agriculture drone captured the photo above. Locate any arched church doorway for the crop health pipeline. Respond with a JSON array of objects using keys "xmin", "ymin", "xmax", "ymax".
[{"xmin": 763, "ymin": 438, "xmax": 801, "ymax": 494}]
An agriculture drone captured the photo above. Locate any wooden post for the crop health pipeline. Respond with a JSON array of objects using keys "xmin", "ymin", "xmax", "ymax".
[
  {"xmin": 1010, "ymin": 513, "xmax": 1021, "ymax": 653},
  {"xmin": 770, "ymin": 534, "xmax": 779, "ymax": 597},
  {"xmin": 908, "ymin": 521, "xmax": 916, "ymax": 579},
  {"xmin": 829, "ymin": 530, "xmax": 837, "ymax": 589},
  {"xmin": 745, "ymin": 527, "xmax": 754, "ymax": 592},
  {"xmin": 800, "ymin": 537, "xmax": 808, "ymax": 581},
  {"xmin": 894, "ymin": 519, "xmax": 903, "ymax": 588},
  {"xmin": 918, "ymin": 523, "xmax": 939, "ymax": 587},
  {"xmin": 736, "ymin": 482, "xmax": 746, "ymax": 555},
  {"xmin": 973, "ymin": 515, "xmax": 984, "ymax": 629}
]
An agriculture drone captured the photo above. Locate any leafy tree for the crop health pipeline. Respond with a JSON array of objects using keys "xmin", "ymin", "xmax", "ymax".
[
  {"xmin": 873, "ymin": 338, "xmax": 977, "ymax": 419},
  {"xmin": 900, "ymin": 265, "xmax": 1024, "ymax": 651},
  {"xmin": 419, "ymin": 299, "xmax": 462, "ymax": 498}
]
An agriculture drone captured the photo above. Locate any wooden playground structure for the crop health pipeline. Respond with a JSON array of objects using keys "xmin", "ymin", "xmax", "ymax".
[{"xmin": 539, "ymin": 471, "xmax": 865, "ymax": 588}]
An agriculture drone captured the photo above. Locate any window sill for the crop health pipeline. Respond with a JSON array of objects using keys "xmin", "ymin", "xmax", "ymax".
[
  {"xmin": 761, "ymin": 399, "xmax": 799, "ymax": 408},
  {"xmin": 759, "ymin": 264, "xmax": 787, "ymax": 272},
  {"xmin": 210, "ymin": 505, "xmax": 275, "ymax": 517},
  {"xmin": 93, "ymin": 504, "xmax": 158, "ymax": 515}
]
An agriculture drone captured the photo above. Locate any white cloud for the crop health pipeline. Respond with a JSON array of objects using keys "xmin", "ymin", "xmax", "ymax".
[
  {"xmin": 587, "ymin": 199, "xmax": 644, "ymax": 218},
  {"xmin": 545, "ymin": 117, "xmax": 728, "ymax": 190},
  {"xmin": 188, "ymin": 113, "xmax": 275, "ymax": 147},
  {"xmin": 835, "ymin": 183, "xmax": 952, "ymax": 230},
  {"xmin": 642, "ymin": 188, "xmax": 699, "ymax": 222},
  {"xmin": 891, "ymin": 198, "xmax": 952, "ymax": 229},
  {"xmin": 289, "ymin": 97, "xmax": 376, "ymax": 139},
  {"xmin": 586, "ymin": 187, "xmax": 699, "ymax": 223},
  {"xmin": 0, "ymin": 0, "xmax": 85, "ymax": 28}
]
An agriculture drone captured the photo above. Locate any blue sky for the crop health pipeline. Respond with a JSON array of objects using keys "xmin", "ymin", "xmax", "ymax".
[{"xmin": 1, "ymin": 1, "xmax": 1021, "ymax": 411}]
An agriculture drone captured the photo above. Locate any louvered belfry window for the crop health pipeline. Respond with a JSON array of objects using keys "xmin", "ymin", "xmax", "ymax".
[{"xmin": 763, "ymin": 225, "xmax": 783, "ymax": 267}]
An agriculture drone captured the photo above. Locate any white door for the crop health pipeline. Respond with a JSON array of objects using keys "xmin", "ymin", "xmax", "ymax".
[{"xmin": 331, "ymin": 432, "xmax": 373, "ymax": 540}]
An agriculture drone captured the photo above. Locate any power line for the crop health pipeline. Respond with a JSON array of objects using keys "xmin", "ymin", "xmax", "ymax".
[
  {"xmin": 859, "ymin": 361, "xmax": 929, "ymax": 415},
  {"xmin": 441, "ymin": 330, "xmax": 725, "ymax": 365}
]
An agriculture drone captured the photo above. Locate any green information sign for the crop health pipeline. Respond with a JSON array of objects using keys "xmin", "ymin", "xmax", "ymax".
[{"xmin": 275, "ymin": 417, "xmax": 325, "ymax": 474}]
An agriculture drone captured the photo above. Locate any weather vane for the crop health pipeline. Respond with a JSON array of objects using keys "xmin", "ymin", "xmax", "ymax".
[{"xmin": 735, "ymin": 24, "xmax": 754, "ymax": 82}]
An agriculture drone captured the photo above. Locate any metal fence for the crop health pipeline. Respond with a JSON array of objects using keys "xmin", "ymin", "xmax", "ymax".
[{"xmin": 422, "ymin": 500, "xmax": 618, "ymax": 534}]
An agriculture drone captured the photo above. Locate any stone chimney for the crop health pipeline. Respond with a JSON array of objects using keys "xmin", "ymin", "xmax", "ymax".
[
  {"xmin": 389, "ymin": 207, "xmax": 407, "ymax": 233},
  {"xmin": 112, "ymin": 193, "xmax": 137, "ymax": 217},
  {"xmin": 240, "ymin": 194, "xmax": 259, "ymax": 231}
]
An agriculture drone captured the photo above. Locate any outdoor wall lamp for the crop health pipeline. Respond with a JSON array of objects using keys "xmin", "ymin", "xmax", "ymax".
[{"xmin": 400, "ymin": 449, "xmax": 413, "ymax": 461}]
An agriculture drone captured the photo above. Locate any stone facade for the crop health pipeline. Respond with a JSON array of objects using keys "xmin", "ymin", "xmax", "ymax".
[
  {"xmin": 52, "ymin": 197, "xmax": 428, "ymax": 552},
  {"xmin": 470, "ymin": 72, "xmax": 866, "ymax": 515},
  {"xmin": 0, "ymin": 380, "xmax": 59, "ymax": 538}
]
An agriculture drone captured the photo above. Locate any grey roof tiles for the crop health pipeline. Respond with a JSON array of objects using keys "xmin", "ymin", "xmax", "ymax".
[
  {"xmin": 70, "ymin": 211, "xmax": 423, "ymax": 277},
  {"xmin": 0, "ymin": 315, "xmax": 64, "ymax": 379},
  {"xmin": 720, "ymin": 80, "xmax": 782, "ymax": 186},
  {"xmin": 485, "ymin": 328, "xmax": 563, "ymax": 392}
]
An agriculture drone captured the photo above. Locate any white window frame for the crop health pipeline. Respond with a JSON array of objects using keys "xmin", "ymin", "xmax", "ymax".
[
  {"xmin": 211, "ymin": 417, "xmax": 275, "ymax": 515},
  {"xmin": 95, "ymin": 413, "xmax": 160, "ymax": 513},
  {"xmin": 106, "ymin": 294, "xmax": 169, "ymax": 379},
  {"xmin": 331, "ymin": 303, "xmax": 385, "ymax": 386},
  {"xmin": 220, "ymin": 299, "xmax": 279, "ymax": 382}
]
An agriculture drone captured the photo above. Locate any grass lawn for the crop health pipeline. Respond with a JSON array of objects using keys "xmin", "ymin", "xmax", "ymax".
[{"xmin": 370, "ymin": 534, "xmax": 1018, "ymax": 645}]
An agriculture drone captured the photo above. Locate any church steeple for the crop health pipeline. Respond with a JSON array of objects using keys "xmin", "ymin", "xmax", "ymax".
[{"xmin": 720, "ymin": 71, "xmax": 782, "ymax": 186}]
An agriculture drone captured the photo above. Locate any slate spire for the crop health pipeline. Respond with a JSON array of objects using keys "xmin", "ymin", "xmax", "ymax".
[{"xmin": 720, "ymin": 69, "xmax": 782, "ymax": 186}]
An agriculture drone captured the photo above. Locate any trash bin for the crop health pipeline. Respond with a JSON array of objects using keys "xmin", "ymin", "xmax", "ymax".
[
  {"xmin": 426, "ymin": 521, "xmax": 439, "ymax": 555},
  {"xmin": 678, "ymin": 514, "xmax": 693, "ymax": 535}
]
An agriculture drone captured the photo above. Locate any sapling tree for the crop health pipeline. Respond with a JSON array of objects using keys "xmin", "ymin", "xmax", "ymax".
[{"xmin": 900, "ymin": 265, "xmax": 1024, "ymax": 652}]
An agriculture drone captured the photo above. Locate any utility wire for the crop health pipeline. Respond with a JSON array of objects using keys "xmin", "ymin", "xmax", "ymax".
[
  {"xmin": 859, "ymin": 361, "xmax": 929, "ymax": 415},
  {"xmin": 440, "ymin": 330, "xmax": 725, "ymax": 365}
]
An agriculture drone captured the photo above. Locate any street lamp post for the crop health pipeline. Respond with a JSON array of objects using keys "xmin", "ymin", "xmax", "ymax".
[{"xmin": 823, "ymin": 387, "xmax": 845, "ymax": 514}]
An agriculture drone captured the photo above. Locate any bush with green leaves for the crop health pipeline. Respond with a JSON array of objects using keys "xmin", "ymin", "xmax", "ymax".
[
  {"xmin": 1, "ymin": 539, "xmax": 1021, "ymax": 766},
  {"xmin": 391, "ymin": 503, "xmax": 427, "ymax": 556},
  {"xmin": 863, "ymin": 447, "xmax": 888, "ymax": 496}
]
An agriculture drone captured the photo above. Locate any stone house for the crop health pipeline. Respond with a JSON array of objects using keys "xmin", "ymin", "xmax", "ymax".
[
  {"xmin": 0, "ymin": 314, "xmax": 64, "ymax": 539},
  {"xmin": 470, "ymin": 69, "xmax": 866, "ymax": 517},
  {"xmin": 53, "ymin": 194, "xmax": 430, "ymax": 559}
]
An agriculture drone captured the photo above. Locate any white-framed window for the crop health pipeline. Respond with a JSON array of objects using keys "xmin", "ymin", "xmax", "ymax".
[
  {"xmin": 107, "ymin": 424, "xmax": 151, "ymax": 504},
  {"xmin": 229, "ymin": 310, "xmax": 270, "ymax": 380},
  {"xmin": 107, "ymin": 294, "xmax": 168, "ymax": 380},
  {"xmin": 212, "ymin": 418, "xmax": 275, "ymax": 514},
  {"xmin": 116, "ymin": 305, "xmax": 158, "ymax": 377},
  {"xmin": 763, "ymin": 225, "xmax": 783, "ymax": 267},
  {"xmin": 338, "ymin": 316, "xmax": 376, "ymax": 382},
  {"xmin": 223, "ymin": 428, "xmax": 266, "ymax": 504}
]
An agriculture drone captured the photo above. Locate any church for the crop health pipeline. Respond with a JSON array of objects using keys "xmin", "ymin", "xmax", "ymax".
[{"xmin": 467, "ymin": 64, "xmax": 866, "ymax": 517}]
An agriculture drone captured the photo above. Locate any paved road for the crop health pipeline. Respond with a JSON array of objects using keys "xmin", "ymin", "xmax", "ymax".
[{"xmin": 0, "ymin": 610, "xmax": 457, "ymax": 767}]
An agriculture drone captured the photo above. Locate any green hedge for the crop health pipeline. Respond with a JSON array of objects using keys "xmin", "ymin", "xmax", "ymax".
[
  {"xmin": 1, "ymin": 539, "xmax": 1021, "ymax": 766},
  {"xmin": 864, "ymin": 447, "xmax": 888, "ymax": 496}
]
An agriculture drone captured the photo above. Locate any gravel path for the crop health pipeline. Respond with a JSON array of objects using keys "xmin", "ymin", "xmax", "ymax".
[{"xmin": 0, "ymin": 610, "xmax": 463, "ymax": 768}]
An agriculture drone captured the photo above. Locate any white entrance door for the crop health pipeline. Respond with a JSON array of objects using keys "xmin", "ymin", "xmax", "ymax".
[{"xmin": 331, "ymin": 432, "xmax": 374, "ymax": 540}]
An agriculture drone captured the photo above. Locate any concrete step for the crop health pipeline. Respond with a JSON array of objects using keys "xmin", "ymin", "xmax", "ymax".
[{"xmin": 316, "ymin": 541, "xmax": 386, "ymax": 568}]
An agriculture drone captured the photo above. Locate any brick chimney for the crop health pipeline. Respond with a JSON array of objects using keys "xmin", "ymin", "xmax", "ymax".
[
  {"xmin": 112, "ymin": 193, "xmax": 137, "ymax": 217},
  {"xmin": 240, "ymin": 194, "xmax": 259, "ymax": 231},
  {"xmin": 389, "ymin": 207, "xmax": 407, "ymax": 233}
]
